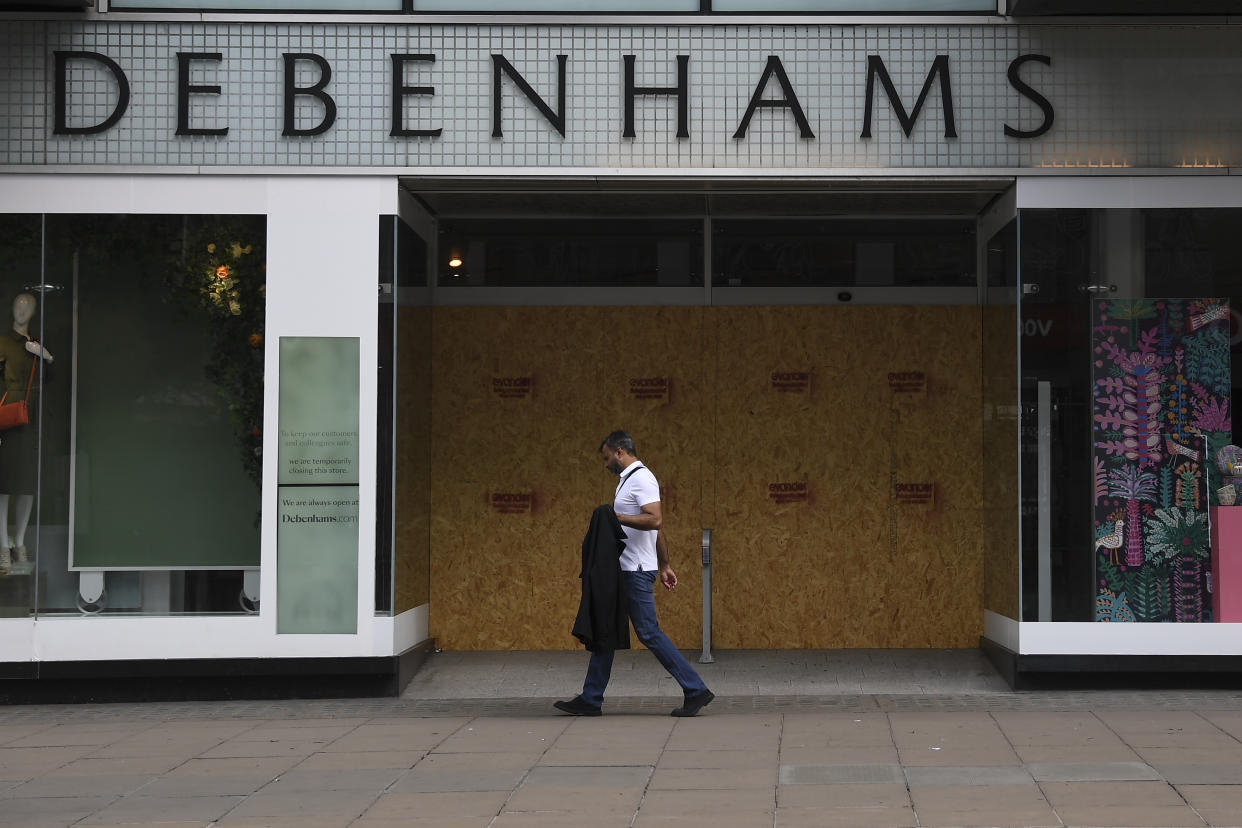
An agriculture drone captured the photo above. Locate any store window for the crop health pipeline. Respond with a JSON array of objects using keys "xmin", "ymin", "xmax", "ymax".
[
  {"xmin": 0, "ymin": 214, "xmax": 265, "ymax": 617},
  {"xmin": 1019, "ymin": 208, "xmax": 1242, "ymax": 623},
  {"xmin": 438, "ymin": 218, "xmax": 703, "ymax": 287},
  {"xmin": 713, "ymin": 0, "xmax": 993, "ymax": 9},
  {"xmin": 712, "ymin": 217, "xmax": 976, "ymax": 288},
  {"xmin": 107, "ymin": 0, "xmax": 989, "ymax": 10}
]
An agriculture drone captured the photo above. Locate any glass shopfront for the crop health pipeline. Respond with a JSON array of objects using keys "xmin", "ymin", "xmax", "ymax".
[
  {"xmin": 1018, "ymin": 207, "xmax": 1242, "ymax": 624},
  {"xmin": 0, "ymin": 214, "xmax": 264, "ymax": 617}
]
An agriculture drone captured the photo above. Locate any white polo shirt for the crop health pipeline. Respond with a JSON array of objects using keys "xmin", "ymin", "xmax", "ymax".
[{"xmin": 614, "ymin": 461, "xmax": 660, "ymax": 572}]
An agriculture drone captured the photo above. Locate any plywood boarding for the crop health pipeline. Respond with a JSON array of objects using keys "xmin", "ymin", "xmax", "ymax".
[
  {"xmin": 430, "ymin": 307, "xmax": 710, "ymax": 651},
  {"xmin": 395, "ymin": 305, "xmax": 432, "ymax": 615},
  {"xmin": 428, "ymin": 305, "xmax": 987, "ymax": 650},
  {"xmin": 711, "ymin": 306, "xmax": 984, "ymax": 648},
  {"xmin": 981, "ymin": 305, "xmax": 1020, "ymax": 621}
]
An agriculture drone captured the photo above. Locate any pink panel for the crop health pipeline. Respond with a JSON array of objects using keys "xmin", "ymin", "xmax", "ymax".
[{"xmin": 1210, "ymin": 507, "xmax": 1242, "ymax": 623}]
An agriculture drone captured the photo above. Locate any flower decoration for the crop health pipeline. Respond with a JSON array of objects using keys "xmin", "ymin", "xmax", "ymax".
[{"xmin": 178, "ymin": 222, "xmax": 267, "ymax": 486}]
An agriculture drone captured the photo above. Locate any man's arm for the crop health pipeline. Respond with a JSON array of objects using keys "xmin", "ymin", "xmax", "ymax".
[
  {"xmin": 616, "ymin": 500, "xmax": 662, "ymax": 531},
  {"xmin": 656, "ymin": 530, "xmax": 678, "ymax": 591}
]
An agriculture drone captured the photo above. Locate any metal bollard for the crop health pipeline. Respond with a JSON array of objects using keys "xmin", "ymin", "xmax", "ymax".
[{"xmin": 700, "ymin": 528, "xmax": 714, "ymax": 664}]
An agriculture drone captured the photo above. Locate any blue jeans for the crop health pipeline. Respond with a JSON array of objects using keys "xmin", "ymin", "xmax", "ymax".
[{"xmin": 581, "ymin": 569, "xmax": 708, "ymax": 707}]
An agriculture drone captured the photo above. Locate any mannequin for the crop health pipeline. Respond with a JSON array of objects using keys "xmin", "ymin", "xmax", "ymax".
[{"xmin": 0, "ymin": 293, "xmax": 52, "ymax": 573}]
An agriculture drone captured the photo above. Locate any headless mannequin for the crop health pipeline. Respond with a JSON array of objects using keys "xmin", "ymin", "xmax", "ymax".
[{"xmin": 0, "ymin": 293, "xmax": 52, "ymax": 566}]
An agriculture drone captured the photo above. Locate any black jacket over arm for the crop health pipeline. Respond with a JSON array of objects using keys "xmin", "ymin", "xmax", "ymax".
[{"xmin": 571, "ymin": 505, "xmax": 630, "ymax": 653}]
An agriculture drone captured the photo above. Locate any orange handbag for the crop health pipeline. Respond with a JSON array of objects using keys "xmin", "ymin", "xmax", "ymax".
[{"xmin": 0, "ymin": 357, "xmax": 36, "ymax": 431}]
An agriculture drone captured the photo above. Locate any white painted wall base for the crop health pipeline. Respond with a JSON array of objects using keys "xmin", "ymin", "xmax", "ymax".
[
  {"xmin": 983, "ymin": 610, "xmax": 1018, "ymax": 652},
  {"xmin": 1018, "ymin": 622, "xmax": 1242, "ymax": 656}
]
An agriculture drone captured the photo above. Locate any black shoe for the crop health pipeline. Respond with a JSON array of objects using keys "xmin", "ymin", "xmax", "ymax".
[
  {"xmin": 671, "ymin": 689, "xmax": 715, "ymax": 717},
  {"xmin": 554, "ymin": 697, "xmax": 602, "ymax": 717}
]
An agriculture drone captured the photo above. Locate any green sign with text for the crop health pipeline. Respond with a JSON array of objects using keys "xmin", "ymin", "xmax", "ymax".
[{"xmin": 277, "ymin": 337, "xmax": 360, "ymax": 634}]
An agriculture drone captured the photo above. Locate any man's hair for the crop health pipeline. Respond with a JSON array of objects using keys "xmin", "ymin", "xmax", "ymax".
[{"xmin": 599, "ymin": 430, "xmax": 636, "ymax": 455}]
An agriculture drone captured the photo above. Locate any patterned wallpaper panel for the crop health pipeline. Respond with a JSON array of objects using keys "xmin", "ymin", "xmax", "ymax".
[
  {"xmin": 1, "ymin": 23, "xmax": 1240, "ymax": 169},
  {"xmin": 1092, "ymin": 299, "xmax": 1231, "ymax": 624}
]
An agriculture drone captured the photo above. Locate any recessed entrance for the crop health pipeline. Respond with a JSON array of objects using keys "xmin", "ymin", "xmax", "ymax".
[{"xmin": 380, "ymin": 179, "xmax": 1015, "ymax": 652}]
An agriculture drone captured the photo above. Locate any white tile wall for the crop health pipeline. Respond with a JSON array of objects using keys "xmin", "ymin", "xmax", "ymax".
[{"xmin": 1, "ymin": 22, "xmax": 1239, "ymax": 170}]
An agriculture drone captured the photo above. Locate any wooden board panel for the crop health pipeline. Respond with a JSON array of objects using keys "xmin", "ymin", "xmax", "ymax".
[
  {"xmin": 394, "ymin": 305, "xmax": 432, "ymax": 615},
  {"xmin": 429, "ymin": 307, "xmax": 710, "ymax": 651},
  {"xmin": 426, "ymin": 305, "xmax": 988, "ymax": 650},
  {"xmin": 711, "ymin": 306, "xmax": 984, "ymax": 648}
]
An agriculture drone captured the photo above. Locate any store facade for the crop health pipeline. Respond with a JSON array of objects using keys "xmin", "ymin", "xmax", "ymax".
[{"xmin": 2, "ymin": 6, "xmax": 1242, "ymax": 698}]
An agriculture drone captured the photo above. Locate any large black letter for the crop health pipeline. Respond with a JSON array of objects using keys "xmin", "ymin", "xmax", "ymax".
[
  {"xmin": 176, "ymin": 52, "xmax": 228, "ymax": 137},
  {"xmin": 1005, "ymin": 54, "xmax": 1054, "ymax": 139},
  {"xmin": 733, "ymin": 56, "xmax": 814, "ymax": 139},
  {"xmin": 623, "ymin": 55, "xmax": 689, "ymax": 139},
  {"xmin": 53, "ymin": 51, "xmax": 130, "ymax": 135},
  {"xmin": 391, "ymin": 54, "xmax": 442, "ymax": 138},
  {"xmin": 860, "ymin": 55, "xmax": 957, "ymax": 139},
  {"xmin": 283, "ymin": 53, "xmax": 337, "ymax": 137},
  {"xmin": 491, "ymin": 54, "xmax": 567, "ymax": 138}
]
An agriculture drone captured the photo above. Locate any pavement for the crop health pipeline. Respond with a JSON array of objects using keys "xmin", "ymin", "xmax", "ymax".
[{"xmin": 3, "ymin": 650, "xmax": 1242, "ymax": 826}]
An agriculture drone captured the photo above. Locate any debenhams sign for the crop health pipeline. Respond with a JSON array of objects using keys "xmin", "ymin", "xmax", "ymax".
[{"xmin": 53, "ymin": 50, "xmax": 1054, "ymax": 142}]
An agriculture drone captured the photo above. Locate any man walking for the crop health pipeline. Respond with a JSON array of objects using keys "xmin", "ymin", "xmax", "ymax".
[{"xmin": 556, "ymin": 430, "xmax": 715, "ymax": 718}]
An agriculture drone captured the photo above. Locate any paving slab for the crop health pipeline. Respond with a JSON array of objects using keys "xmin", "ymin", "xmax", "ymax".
[
  {"xmin": 5, "ymin": 772, "xmax": 156, "ymax": 798},
  {"xmin": 492, "ymin": 814, "xmax": 635, "ymax": 827},
  {"xmin": 908, "ymin": 782, "xmax": 1060, "ymax": 828},
  {"xmin": 774, "ymin": 805, "xmax": 918, "ymax": 828},
  {"xmin": 0, "ymin": 744, "xmax": 100, "ymax": 778},
  {"xmin": 663, "ymin": 714, "xmax": 782, "ymax": 751},
  {"xmin": 777, "ymin": 781, "xmax": 911, "ymax": 809},
  {"xmin": 388, "ymin": 765, "xmax": 526, "ymax": 793},
  {"xmin": 635, "ymin": 787, "xmax": 776, "ymax": 816},
  {"xmin": 294, "ymin": 749, "xmax": 425, "ymax": 770},
  {"xmin": 323, "ymin": 719, "xmax": 470, "ymax": 753},
  {"xmin": 0, "ymin": 724, "xmax": 55, "ymax": 745},
  {"xmin": 1096, "ymin": 711, "xmax": 1240, "ymax": 748},
  {"xmin": 779, "ymin": 763, "xmax": 905, "ymax": 785},
  {"xmin": 1026, "ymin": 760, "xmax": 1163, "ymax": 782},
  {"xmin": 214, "ymin": 816, "xmax": 355, "ymax": 828},
  {"xmin": 657, "ymin": 749, "xmax": 777, "ymax": 769},
  {"xmin": 779, "ymin": 744, "xmax": 901, "ymax": 765},
  {"xmin": 354, "ymin": 819, "xmax": 491, "ymax": 828},
  {"xmin": 519, "ymin": 764, "xmax": 652, "ymax": 788},
  {"xmin": 502, "ymin": 785, "xmax": 647, "ymax": 814},
  {"xmin": 635, "ymin": 814, "xmax": 777, "ymax": 828},
  {"xmin": 258, "ymin": 766, "xmax": 405, "ymax": 792},
  {"xmin": 1198, "ymin": 710, "xmax": 1242, "ymax": 741},
  {"xmin": 78, "ymin": 795, "xmax": 245, "ymax": 825},
  {"xmin": 3, "ymin": 723, "xmax": 155, "ymax": 748},
  {"xmin": 359, "ymin": 790, "xmax": 510, "ymax": 820},
  {"xmin": 0, "ymin": 795, "xmax": 116, "ymax": 826},
  {"xmin": 903, "ymin": 764, "xmax": 1033, "ymax": 786},
  {"xmin": 228, "ymin": 724, "xmax": 357, "ymax": 743},
  {"xmin": 223, "ymin": 788, "xmax": 381, "ymax": 819},
  {"xmin": 537, "ymin": 745, "xmax": 662, "ymax": 766},
  {"xmin": 992, "ymin": 711, "xmax": 1122, "ymax": 745},
  {"xmin": 1176, "ymin": 784, "xmax": 1242, "ymax": 828},
  {"xmin": 1135, "ymin": 745, "xmax": 1242, "ymax": 766},
  {"xmin": 1039, "ymin": 780, "xmax": 1207, "ymax": 827},
  {"xmin": 1015, "ymin": 743, "xmax": 1145, "ymax": 763},
  {"xmin": 648, "ymin": 766, "xmax": 777, "ymax": 790},
  {"xmin": 434, "ymin": 718, "xmax": 568, "ymax": 753},
  {"xmin": 46, "ymin": 755, "xmax": 188, "ymax": 776},
  {"xmin": 1156, "ymin": 763, "xmax": 1242, "ymax": 784}
]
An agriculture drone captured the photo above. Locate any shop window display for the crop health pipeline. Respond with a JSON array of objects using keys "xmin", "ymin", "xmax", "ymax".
[
  {"xmin": 1019, "ymin": 208, "xmax": 1242, "ymax": 623},
  {"xmin": 0, "ymin": 214, "xmax": 265, "ymax": 616}
]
